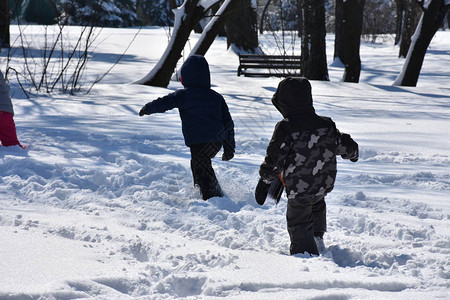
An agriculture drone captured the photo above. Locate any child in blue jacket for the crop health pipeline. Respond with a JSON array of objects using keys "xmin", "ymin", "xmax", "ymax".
[{"xmin": 139, "ymin": 55, "xmax": 235, "ymax": 200}]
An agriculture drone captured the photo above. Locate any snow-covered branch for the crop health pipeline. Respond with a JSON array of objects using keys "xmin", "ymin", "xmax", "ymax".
[
  {"xmin": 136, "ymin": 0, "xmax": 210, "ymax": 87},
  {"xmin": 416, "ymin": 0, "xmax": 428, "ymax": 10},
  {"xmin": 190, "ymin": 0, "xmax": 233, "ymax": 55},
  {"xmin": 199, "ymin": 0, "xmax": 222, "ymax": 10}
]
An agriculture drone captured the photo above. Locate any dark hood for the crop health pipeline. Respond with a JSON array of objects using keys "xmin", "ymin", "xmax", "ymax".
[
  {"xmin": 271, "ymin": 77, "xmax": 314, "ymax": 117},
  {"xmin": 180, "ymin": 55, "xmax": 211, "ymax": 88}
]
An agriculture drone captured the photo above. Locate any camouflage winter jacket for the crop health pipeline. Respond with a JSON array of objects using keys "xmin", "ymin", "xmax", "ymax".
[{"xmin": 259, "ymin": 78, "xmax": 358, "ymax": 199}]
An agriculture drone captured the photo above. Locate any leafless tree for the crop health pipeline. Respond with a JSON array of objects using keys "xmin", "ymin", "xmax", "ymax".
[
  {"xmin": 444, "ymin": 10, "xmax": 450, "ymax": 28},
  {"xmin": 193, "ymin": 0, "xmax": 242, "ymax": 56},
  {"xmin": 299, "ymin": 0, "xmax": 329, "ymax": 80},
  {"xmin": 334, "ymin": 0, "xmax": 365, "ymax": 82},
  {"xmin": 397, "ymin": 0, "xmax": 420, "ymax": 57},
  {"xmin": 138, "ymin": 0, "xmax": 258, "ymax": 87},
  {"xmin": 136, "ymin": 0, "xmax": 220, "ymax": 87},
  {"xmin": 394, "ymin": 0, "xmax": 450, "ymax": 86},
  {"xmin": 5, "ymin": 16, "xmax": 120, "ymax": 95},
  {"xmin": 226, "ymin": 0, "xmax": 259, "ymax": 53},
  {"xmin": 259, "ymin": 0, "xmax": 272, "ymax": 34}
]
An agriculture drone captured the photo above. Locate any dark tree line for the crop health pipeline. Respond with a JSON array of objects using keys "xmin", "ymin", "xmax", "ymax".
[
  {"xmin": 1, "ymin": 0, "xmax": 448, "ymax": 88},
  {"xmin": 136, "ymin": 0, "xmax": 450, "ymax": 87}
]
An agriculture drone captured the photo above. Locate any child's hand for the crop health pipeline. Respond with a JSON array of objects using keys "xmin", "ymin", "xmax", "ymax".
[
  {"xmin": 139, "ymin": 105, "xmax": 149, "ymax": 116},
  {"xmin": 255, "ymin": 178, "xmax": 270, "ymax": 205},
  {"xmin": 222, "ymin": 151, "xmax": 234, "ymax": 161}
]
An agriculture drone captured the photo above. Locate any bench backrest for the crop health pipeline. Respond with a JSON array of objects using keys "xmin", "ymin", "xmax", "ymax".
[{"xmin": 239, "ymin": 55, "xmax": 301, "ymax": 69}]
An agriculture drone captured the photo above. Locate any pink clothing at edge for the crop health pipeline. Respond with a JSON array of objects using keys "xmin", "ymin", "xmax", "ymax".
[{"xmin": 0, "ymin": 111, "xmax": 21, "ymax": 147}]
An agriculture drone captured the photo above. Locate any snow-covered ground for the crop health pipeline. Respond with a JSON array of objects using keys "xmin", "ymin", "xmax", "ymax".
[{"xmin": 0, "ymin": 26, "xmax": 449, "ymax": 299}]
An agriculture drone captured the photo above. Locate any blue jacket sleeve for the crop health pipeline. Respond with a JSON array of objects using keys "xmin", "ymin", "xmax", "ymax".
[
  {"xmin": 221, "ymin": 99, "xmax": 235, "ymax": 153},
  {"xmin": 144, "ymin": 90, "xmax": 183, "ymax": 114}
]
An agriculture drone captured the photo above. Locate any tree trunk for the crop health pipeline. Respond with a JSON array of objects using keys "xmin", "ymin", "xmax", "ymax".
[
  {"xmin": 192, "ymin": 0, "xmax": 240, "ymax": 56},
  {"xmin": 172, "ymin": 0, "xmax": 239, "ymax": 80},
  {"xmin": 334, "ymin": 0, "xmax": 344, "ymax": 61},
  {"xmin": 0, "ymin": 0, "xmax": 10, "ymax": 48},
  {"xmin": 137, "ymin": 0, "xmax": 218, "ymax": 87},
  {"xmin": 394, "ymin": 0, "xmax": 450, "ymax": 86},
  {"xmin": 194, "ymin": 1, "xmax": 223, "ymax": 34},
  {"xmin": 334, "ymin": 0, "xmax": 364, "ymax": 82},
  {"xmin": 226, "ymin": 0, "xmax": 259, "ymax": 53},
  {"xmin": 297, "ymin": 0, "xmax": 303, "ymax": 37},
  {"xmin": 299, "ymin": 0, "xmax": 329, "ymax": 81},
  {"xmin": 446, "ymin": 10, "xmax": 450, "ymax": 28},
  {"xmin": 169, "ymin": 0, "xmax": 178, "ymax": 9},
  {"xmin": 399, "ymin": 0, "xmax": 420, "ymax": 58},
  {"xmin": 260, "ymin": 0, "xmax": 272, "ymax": 34},
  {"xmin": 394, "ymin": 0, "xmax": 406, "ymax": 45},
  {"xmin": 343, "ymin": 0, "xmax": 365, "ymax": 83}
]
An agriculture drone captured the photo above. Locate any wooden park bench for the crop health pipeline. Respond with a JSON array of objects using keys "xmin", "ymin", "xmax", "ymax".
[{"xmin": 237, "ymin": 54, "xmax": 302, "ymax": 77}]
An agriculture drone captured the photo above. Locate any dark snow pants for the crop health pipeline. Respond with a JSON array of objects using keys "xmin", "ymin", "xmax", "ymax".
[
  {"xmin": 286, "ymin": 195, "xmax": 326, "ymax": 255},
  {"xmin": 190, "ymin": 142, "xmax": 223, "ymax": 200}
]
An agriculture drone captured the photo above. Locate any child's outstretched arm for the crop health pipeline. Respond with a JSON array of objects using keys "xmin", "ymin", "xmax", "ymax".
[
  {"xmin": 139, "ymin": 91, "xmax": 182, "ymax": 116},
  {"xmin": 336, "ymin": 130, "xmax": 359, "ymax": 162}
]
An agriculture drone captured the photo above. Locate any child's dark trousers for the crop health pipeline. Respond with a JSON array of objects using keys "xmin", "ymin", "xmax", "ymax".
[
  {"xmin": 189, "ymin": 142, "xmax": 223, "ymax": 200},
  {"xmin": 286, "ymin": 195, "xmax": 326, "ymax": 255}
]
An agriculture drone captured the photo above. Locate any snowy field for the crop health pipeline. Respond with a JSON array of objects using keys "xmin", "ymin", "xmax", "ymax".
[{"xmin": 0, "ymin": 26, "xmax": 449, "ymax": 299}]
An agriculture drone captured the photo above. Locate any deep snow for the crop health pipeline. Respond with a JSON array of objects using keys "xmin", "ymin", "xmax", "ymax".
[{"xmin": 0, "ymin": 26, "xmax": 449, "ymax": 299}]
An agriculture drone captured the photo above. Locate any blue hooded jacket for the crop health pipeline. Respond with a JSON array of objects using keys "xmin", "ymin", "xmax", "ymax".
[{"xmin": 143, "ymin": 55, "xmax": 235, "ymax": 152}]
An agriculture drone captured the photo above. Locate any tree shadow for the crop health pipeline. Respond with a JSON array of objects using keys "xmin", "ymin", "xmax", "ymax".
[{"xmin": 372, "ymin": 84, "xmax": 450, "ymax": 101}]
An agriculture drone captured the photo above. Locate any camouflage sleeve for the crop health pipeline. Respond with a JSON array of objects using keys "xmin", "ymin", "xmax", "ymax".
[
  {"xmin": 259, "ymin": 120, "xmax": 292, "ymax": 182},
  {"xmin": 336, "ymin": 130, "xmax": 359, "ymax": 162}
]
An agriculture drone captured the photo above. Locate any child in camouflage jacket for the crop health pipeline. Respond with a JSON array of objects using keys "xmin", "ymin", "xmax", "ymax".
[{"xmin": 255, "ymin": 77, "xmax": 358, "ymax": 256}]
